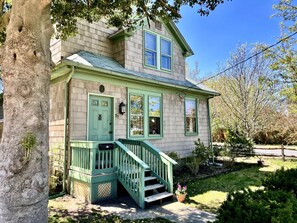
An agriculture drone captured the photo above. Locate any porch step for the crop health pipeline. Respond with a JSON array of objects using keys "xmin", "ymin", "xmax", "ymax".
[
  {"xmin": 145, "ymin": 183, "xmax": 164, "ymax": 191},
  {"xmin": 145, "ymin": 192, "xmax": 173, "ymax": 203},
  {"xmin": 131, "ymin": 176, "xmax": 157, "ymax": 184},
  {"xmin": 145, "ymin": 176, "xmax": 157, "ymax": 181}
]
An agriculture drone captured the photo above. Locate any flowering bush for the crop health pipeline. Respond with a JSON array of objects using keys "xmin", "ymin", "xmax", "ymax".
[{"xmin": 175, "ymin": 183, "xmax": 187, "ymax": 195}]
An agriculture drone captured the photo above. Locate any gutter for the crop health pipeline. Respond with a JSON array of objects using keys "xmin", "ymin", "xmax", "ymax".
[
  {"xmin": 207, "ymin": 98, "xmax": 214, "ymax": 164},
  {"xmin": 63, "ymin": 66, "xmax": 75, "ymax": 192},
  {"xmin": 55, "ymin": 60, "xmax": 219, "ymax": 97}
]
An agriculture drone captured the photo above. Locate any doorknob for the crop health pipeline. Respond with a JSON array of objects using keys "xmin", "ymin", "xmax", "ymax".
[
  {"xmin": 98, "ymin": 114, "xmax": 102, "ymax": 120},
  {"xmin": 109, "ymin": 131, "xmax": 112, "ymax": 134}
]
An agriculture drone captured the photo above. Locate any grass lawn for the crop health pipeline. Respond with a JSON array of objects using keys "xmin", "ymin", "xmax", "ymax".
[{"xmin": 181, "ymin": 157, "xmax": 297, "ymax": 213}]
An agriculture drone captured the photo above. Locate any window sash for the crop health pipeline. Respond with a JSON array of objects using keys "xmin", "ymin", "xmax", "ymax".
[
  {"xmin": 145, "ymin": 50, "xmax": 157, "ymax": 67},
  {"xmin": 161, "ymin": 39, "xmax": 171, "ymax": 56},
  {"xmin": 145, "ymin": 32, "xmax": 157, "ymax": 51},
  {"xmin": 149, "ymin": 96, "xmax": 161, "ymax": 135},
  {"xmin": 145, "ymin": 32, "xmax": 157, "ymax": 67},
  {"xmin": 161, "ymin": 38, "xmax": 172, "ymax": 70},
  {"xmin": 144, "ymin": 31, "xmax": 172, "ymax": 71},
  {"xmin": 130, "ymin": 94, "xmax": 144, "ymax": 136},
  {"xmin": 129, "ymin": 91, "xmax": 162, "ymax": 138},
  {"xmin": 161, "ymin": 55, "xmax": 171, "ymax": 70},
  {"xmin": 185, "ymin": 98, "xmax": 198, "ymax": 134}
]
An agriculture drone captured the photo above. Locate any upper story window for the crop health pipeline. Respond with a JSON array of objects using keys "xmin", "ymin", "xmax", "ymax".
[
  {"xmin": 145, "ymin": 32, "xmax": 157, "ymax": 67},
  {"xmin": 185, "ymin": 98, "xmax": 198, "ymax": 135},
  {"xmin": 144, "ymin": 31, "xmax": 172, "ymax": 71},
  {"xmin": 161, "ymin": 38, "xmax": 172, "ymax": 70}
]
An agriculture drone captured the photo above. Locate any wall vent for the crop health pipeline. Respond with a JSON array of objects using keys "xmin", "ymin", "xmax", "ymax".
[{"xmin": 155, "ymin": 21, "xmax": 162, "ymax": 30}]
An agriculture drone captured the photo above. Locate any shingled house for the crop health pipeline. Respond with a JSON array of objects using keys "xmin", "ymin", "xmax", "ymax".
[{"xmin": 49, "ymin": 19, "xmax": 219, "ymax": 208}]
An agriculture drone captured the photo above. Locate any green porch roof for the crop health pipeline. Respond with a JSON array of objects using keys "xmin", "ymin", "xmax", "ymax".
[{"xmin": 64, "ymin": 51, "xmax": 219, "ymax": 96}]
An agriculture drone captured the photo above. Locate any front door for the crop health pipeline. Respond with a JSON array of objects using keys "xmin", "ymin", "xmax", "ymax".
[{"xmin": 88, "ymin": 95, "xmax": 113, "ymax": 141}]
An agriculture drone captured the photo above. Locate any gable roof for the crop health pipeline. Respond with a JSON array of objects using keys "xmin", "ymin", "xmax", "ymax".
[
  {"xmin": 61, "ymin": 51, "xmax": 219, "ymax": 97},
  {"xmin": 108, "ymin": 20, "xmax": 194, "ymax": 57}
]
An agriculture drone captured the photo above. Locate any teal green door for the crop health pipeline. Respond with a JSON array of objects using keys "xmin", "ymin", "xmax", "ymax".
[{"xmin": 88, "ymin": 95, "xmax": 113, "ymax": 141}]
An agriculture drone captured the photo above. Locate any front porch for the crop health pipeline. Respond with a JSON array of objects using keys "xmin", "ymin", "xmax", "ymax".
[{"xmin": 69, "ymin": 139, "xmax": 177, "ymax": 209}]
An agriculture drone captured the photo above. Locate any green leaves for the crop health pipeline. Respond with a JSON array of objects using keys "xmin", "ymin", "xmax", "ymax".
[{"xmin": 50, "ymin": 0, "xmax": 226, "ymax": 40}]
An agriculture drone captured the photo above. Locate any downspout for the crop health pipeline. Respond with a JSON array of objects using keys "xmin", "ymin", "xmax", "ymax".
[
  {"xmin": 63, "ymin": 66, "xmax": 75, "ymax": 192},
  {"xmin": 207, "ymin": 98, "xmax": 214, "ymax": 164}
]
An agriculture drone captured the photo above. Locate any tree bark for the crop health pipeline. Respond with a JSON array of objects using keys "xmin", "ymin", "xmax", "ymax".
[{"xmin": 0, "ymin": 0, "xmax": 53, "ymax": 222}]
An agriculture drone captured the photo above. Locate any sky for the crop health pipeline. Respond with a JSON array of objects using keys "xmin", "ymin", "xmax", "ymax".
[{"xmin": 176, "ymin": 0, "xmax": 282, "ymax": 77}]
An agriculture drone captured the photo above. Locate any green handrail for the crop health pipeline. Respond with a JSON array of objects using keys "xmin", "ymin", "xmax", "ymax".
[
  {"xmin": 114, "ymin": 141, "xmax": 149, "ymax": 209},
  {"xmin": 119, "ymin": 139, "xmax": 177, "ymax": 194},
  {"xmin": 70, "ymin": 141, "xmax": 115, "ymax": 175}
]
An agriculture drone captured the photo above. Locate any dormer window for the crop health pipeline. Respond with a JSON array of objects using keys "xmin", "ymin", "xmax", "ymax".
[
  {"xmin": 145, "ymin": 32, "xmax": 157, "ymax": 67},
  {"xmin": 161, "ymin": 38, "xmax": 172, "ymax": 70},
  {"xmin": 144, "ymin": 31, "xmax": 172, "ymax": 72}
]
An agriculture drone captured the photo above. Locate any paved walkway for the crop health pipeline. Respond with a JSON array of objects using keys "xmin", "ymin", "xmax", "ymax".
[
  {"xmin": 100, "ymin": 195, "xmax": 216, "ymax": 223},
  {"xmin": 49, "ymin": 195, "xmax": 216, "ymax": 223},
  {"xmin": 254, "ymin": 149, "xmax": 297, "ymax": 157}
]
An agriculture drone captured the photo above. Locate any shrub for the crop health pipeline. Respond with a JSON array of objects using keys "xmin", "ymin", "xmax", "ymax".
[
  {"xmin": 167, "ymin": 151, "xmax": 185, "ymax": 175},
  {"xmin": 224, "ymin": 129, "xmax": 254, "ymax": 161},
  {"xmin": 186, "ymin": 138, "xmax": 210, "ymax": 175},
  {"xmin": 263, "ymin": 168, "xmax": 297, "ymax": 197},
  {"xmin": 212, "ymin": 144, "xmax": 224, "ymax": 159},
  {"xmin": 167, "ymin": 151, "xmax": 179, "ymax": 162},
  {"xmin": 49, "ymin": 170, "xmax": 63, "ymax": 196},
  {"xmin": 214, "ymin": 189, "xmax": 297, "ymax": 223}
]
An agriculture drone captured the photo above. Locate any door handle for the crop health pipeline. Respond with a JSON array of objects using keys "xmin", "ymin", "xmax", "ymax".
[
  {"xmin": 109, "ymin": 131, "xmax": 112, "ymax": 134},
  {"xmin": 98, "ymin": 114, "xmax": 102, "ymax": 120}
]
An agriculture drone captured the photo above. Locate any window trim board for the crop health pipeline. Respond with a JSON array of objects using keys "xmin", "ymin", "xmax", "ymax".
[
  {"xmin": 127, "ymin": 89, "xmax": 163, "ymax": 139},
  {"xmin": 184, "ymin": 97, "xmax": 199, "ymax": 136}
]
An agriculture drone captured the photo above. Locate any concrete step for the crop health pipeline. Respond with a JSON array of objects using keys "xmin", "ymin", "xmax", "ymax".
[{"xmin": 145, "ymin": 192, "xmax": 173, "ymax": 203}]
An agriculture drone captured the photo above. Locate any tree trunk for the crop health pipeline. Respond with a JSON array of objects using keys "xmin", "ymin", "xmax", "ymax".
[{"xmin": 0, "ymin": 1, "xmax": 53, "ymax": 222}]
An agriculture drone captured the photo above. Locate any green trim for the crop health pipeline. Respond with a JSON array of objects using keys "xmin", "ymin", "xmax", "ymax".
[
  {"xmin": 69, "ymin": 170, "xmax": 117, "ymax": 184},
  {"xmin": 207, "ymin": 98, "xmax": 215, "ymax": 163},
  {"xmin": 165, "ymin": 20, "xmax": 194, "ymax": 57},
  {"xmin": 127, "ymin": 89, "xmax": 163, "ymax": 140},
  {"xmin": 160, "ymin": 37, "xmax": 173, "ymax": 71},
  {"xmin": 86, "ymin": 94, "xmax": 115, "ymax": 141},
  {"xmin": 143, "ymin": 30, "xmax": 173, "ymax": 73},
  {"xmin": 107, "ymin": 19, "xmax": 193, "ymax": 57},
  {"xmin": 184, "ymin": 97, "xmax": 199, "ymax": 136},
  {"xmin": 144, "ymin": 31, "xmax": 158, "ymax": 68},
  {"xmin": 108, "ymin": 28, "xmax": 133, "ymax": 40},
  {"xmin": 52, "ymin": 61, "xmax": 218, "ymax": 97},
  {"xmin": 63, "ymin": 66, "xmax": 75, "ymax": 192}
]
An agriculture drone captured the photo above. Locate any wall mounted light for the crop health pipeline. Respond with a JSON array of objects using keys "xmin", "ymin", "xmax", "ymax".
[{"xmin": 119, "ymin": 102, "xmax": 126, "ymax": 115}]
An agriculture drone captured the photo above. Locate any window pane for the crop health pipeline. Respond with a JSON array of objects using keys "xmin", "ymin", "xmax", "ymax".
[
  {"xmin": 161, "ymin": 39, "xmax": 171, "ymax": 55},
  {"xmin": 161, "ymin": 55, "xmax": 171, "ymax": 70},
  {"xmin": 131, "ymin": 116, "xmax": 144, "ymax": 136},
  {"xmin": 145, "ymin": 51, "xmax": 156, "ymax": 67},
  {"xmin": 149, "ymin": 117, "xmax": 160, "ymax": 135},
  {"xmin": 145, "ymin": 32, "xmax": 156, "ymax": 51},
  {"xmin": 130, "ymin": 95, "xmax": 144, "ymax": 136},
  {"xmin": 185, "ymin": 99, "xmax": 197, "ymax": 133},
  {"xmin": 149, "ymin": 96, "xmax": 161, "ymax": 135},
  {"xmin": 149, "ymin": 96, "xmax": 160, "ymax": 117},
  {"xmin": 186, "ymin": 117, "xmax": 196, "ymax": 133},
  {"xmin": 130, "ymin": 95, "xmax": 143, "ymax": 115},
  {"xmin": 186, "ymin": 99, "xmax": 196, "ymax": 117}
]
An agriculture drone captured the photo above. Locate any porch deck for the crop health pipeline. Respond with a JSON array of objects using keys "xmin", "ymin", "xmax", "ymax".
[{"xmin": 69, "ymin": 139, "xmax": 177, "ymax": 209}]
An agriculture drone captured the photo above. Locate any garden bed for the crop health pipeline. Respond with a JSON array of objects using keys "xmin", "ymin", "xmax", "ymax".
[{"xmin": 173, "ymin": 157, "xmax": 297, "ymax": 213}]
